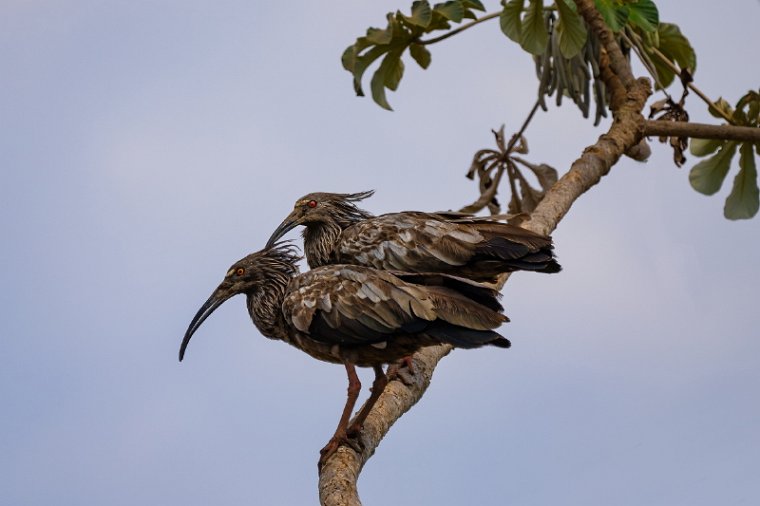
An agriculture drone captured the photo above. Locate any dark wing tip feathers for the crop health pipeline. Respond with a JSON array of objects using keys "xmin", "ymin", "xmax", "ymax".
[
  {"xmin": 425, "ymin": 323, "xmax": 511, "ymax": 349},
  {"xmin": 479, "ymin": 236, "xmax": 562, "ymax": 273}
]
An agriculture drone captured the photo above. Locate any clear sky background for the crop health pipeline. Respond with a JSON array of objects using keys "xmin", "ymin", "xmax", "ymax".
[{"xmin": 2, "ymin": 1, "xmax": 758, "ymax": 505}]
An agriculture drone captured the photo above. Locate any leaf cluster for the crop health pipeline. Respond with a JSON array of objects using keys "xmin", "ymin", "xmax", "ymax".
[
  {"xmin": 594, "ymin": 0, "xmax": 659, "ymax": 33},
  {"xmin": 342, "ymin": 0, "xmax": 487, "ymax": 110},
  {"xmin": 628, "ymin": 22, "xmax": 696, "ymax": 89},
  {"xmin": 500, "ymin": 0, "xmax": 587, "ymax": 58},
  {"xmin": 462, "ymin": 126, "xmax": 557, "ymax": 219},
  {"xmin": 648, "ymin": 87, "xmax": 690, "ymax": 167},
  {"xmin": 689, "ymin": 90, "xmax": 760, "ymax": 219},
  {"xmin": 533, "ymin": 14, "xmax": 607, "ymax": 124}
]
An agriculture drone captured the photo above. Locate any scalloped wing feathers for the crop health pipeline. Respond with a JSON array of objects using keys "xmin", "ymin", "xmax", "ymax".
[
  {"xmin": 337, "ymin": 212, "xmax": 560, "ymax": 280},
  {"xmin": 282, "ymin": 265, "xmax": 508, "ymax": 349}
]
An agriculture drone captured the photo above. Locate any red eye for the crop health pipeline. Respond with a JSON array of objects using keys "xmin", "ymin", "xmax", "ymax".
[
  {"xmin": 235, "ymin": 268, "xmax": 245, "ymax": 276},
  {"xmin": 307, "ymin": 200, "xmax": 317, "ymax": 208}
]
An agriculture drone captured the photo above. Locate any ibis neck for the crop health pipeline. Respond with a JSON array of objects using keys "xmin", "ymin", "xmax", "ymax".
[
  {"xmin": 303, "ymin": 221, "xmax": 343, "ymax": 268},
  {"xmin": 245, "ymin": 266, "xmax": 295, "ymax": 341}
]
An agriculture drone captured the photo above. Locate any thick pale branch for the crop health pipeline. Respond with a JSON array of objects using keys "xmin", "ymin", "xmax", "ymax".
[
  {"xmin": 318, "ymin": 345, "xmax": 453, "ymax": 506},
  {"xmin": 318, "ymin": 2, "xmax": 652, "ymax": 504},
  {"xmin": 526, "ymin": 78, "xmax": 651, "ymax": 235},
  {"xmin": 319, "ymin": 83, "xmax": 653, "ymax": 506},
  {"xmin": 644, "ymin": 120, "xmax": 760, "ymax": 143}
]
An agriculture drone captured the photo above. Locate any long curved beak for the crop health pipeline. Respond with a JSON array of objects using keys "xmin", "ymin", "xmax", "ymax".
[
  {"xmin": 179, "ymin": 285, "xmax": 235, "ymax": 361},
  {"xmin": 265, "ymin": 210, "xmax": 303, "ymax": 249}
]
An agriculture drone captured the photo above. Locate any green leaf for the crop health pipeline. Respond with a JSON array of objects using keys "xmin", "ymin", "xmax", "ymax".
[
  {"xmin": 462, "ymin": 0, "xmax": 486, "ymax": 11},
  {"xmin": 689, "ymin": 138, "xmax": 723, "ymax": 157},
  {"xmin": 341, "ymin": 45, "xmax": 357, "ymax": 73},
  {"xmin": 735, "ymin": 90, "xmax": 760, "ymax": 127},
  {"xmin": 370, "ymin": 50, "xmax": 404, "ymax": 110},
  {"xmin": 351, "ymin": 45, "xmax": 391, "ymax": 96},
  {"xmin": 409, "ymin": 43, "xmax": 432, "ymax": 69},
  {"xmin": 627, "ymin": 0, "xmax": 659, "ymax": 32},
  {"xmin": 402, "ymin": 1, "xmax": 433, "ymax": 28},
  {"xmin": 659, "ymin": 23, "xmax": 695, "ymax": 71},
  {"xmin": 747, "ymin": 101, "xmax": 759, "ymax": 127},
  {"xmin": 366, "ymin": 15, "xmax": 395, "ymax": 45},
  {"xmin": 594, "ymin": 0, "xmax": 629, "ymax": 32},
  {"xmin": 689, "ymin": 141, "xmax": 737, "ymax": 195},
  {"xmin": 647, "ymin": 22, "xmax": 695, "ymax": 88},
  {"xmin": 341, "ymin": 37, "xmax": 374, "ymax": 72},
  {"xmin": 708, "ymin": 97, "xmax": 733, "ymax": 121},
  {"xmin": 500, "ymin": 0, "xmax": 525, "ymax": 43},
  {"xmin": 520, "ymin": 0, "xmax": 548, "ymax": 55},
  {"xmin": 384, "ymin": 54, "xmax": 405, "ymax": 91},
  {"xmin": 724, "ymin": 142, "xmax": 759, "ymax": 219},
  {"xmin": 555, "ymin": 0, "xmax": 588, "ymax": 58},
  {"xmin": 434, "ymin": 1, "xmax": 465, "ymax": 23}
]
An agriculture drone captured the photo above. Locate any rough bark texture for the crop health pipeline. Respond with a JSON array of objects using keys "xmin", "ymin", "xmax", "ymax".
[
  {"xmin": 318, "ymin": 345, "xmax": 453, "ymax": 506},
  {"xmin": 318, "ymin": 1, "xmax": 652, "ymax": 503}
]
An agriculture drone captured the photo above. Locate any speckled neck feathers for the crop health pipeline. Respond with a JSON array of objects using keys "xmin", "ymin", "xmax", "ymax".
[
  {"xmin": 245, "ymin": 247, "xmax": 301, "ymax": 341},
  {"xmin": 302, "ymin": 198, "xmax": 374, "ymax": 269}
]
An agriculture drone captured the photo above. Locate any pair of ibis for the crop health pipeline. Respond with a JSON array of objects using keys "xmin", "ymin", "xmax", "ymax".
[{"xmin": 180, "ymin": 191, "xmax": 560, "ymax": 465}]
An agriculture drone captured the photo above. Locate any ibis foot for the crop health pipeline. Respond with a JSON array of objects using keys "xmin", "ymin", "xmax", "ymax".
[
  {"xmin": 318, "ymin": 432, "xmax": 365, "ymax": 471},
  {"xmin": 387, "ymin": 355, "xmax": 416, "ymax": 386}
]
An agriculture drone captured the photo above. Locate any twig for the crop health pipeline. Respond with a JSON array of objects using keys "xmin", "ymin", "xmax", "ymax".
[
  {"xmin": 418, "ymin": 12, "xmax": 500, "ymax": 45},
  {"xmin": 507, "ymin": 99, "xmax": 542, "ymax": 153},
  {"xmin": 620, "ymin": 29, "xmax": 667, "ymax": 93},
  {"xmin": 625, "ymin": 29, "xmax": 735, "ymax": 124}
]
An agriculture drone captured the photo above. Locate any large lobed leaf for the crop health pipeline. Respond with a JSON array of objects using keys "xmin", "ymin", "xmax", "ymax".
[
  {"xmin": 646, "ymin": 22, "xmax": 696, "ymax": 89},
  {"xmin": 555, "ymin": 0, "xmax": 588, "ymax": 59},
  {"xmin": 499, "ymin": 0, "xmax": 525, "ymax": 43},
  {"xmin": 689, "ymin": 141, "xmax": 737, "ymax": 196},
  {"xmin": 725, "ymin": 142, "xmax": 760, "ymax": 219},
  {"xmin": 520, "ymin": 0, "xmax": 549, "ymax": 55},
  {"xmin": 688, "ymin": 91, "xmax": 759, "ymax": 219},
  {"xmin": 343, "ymin": 0, "xmax": 486, "ymax": 110},
  {"xmin": 626, "ymin": 0, "xmax": 659, "ymax": 33}
]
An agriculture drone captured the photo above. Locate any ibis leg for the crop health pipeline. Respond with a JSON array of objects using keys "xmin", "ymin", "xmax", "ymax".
[
  {"xmin": 319, "ymin": 363, "xmax": 361, "ymax": 468},
  {"xmin": 347, "ymin": 365, "xmax": 388, "ymax": 436}
]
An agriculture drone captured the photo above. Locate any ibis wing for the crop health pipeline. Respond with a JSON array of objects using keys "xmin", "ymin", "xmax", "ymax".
[
  {"xmin": 282, "ymin": 266, "xmax": 435, "ymax": 346},
  {"xmin": 340, "ymin": 212, "xmax": 560, "ymax": 276},
  {"xmin": 338, "ymin": 212, "xmax": 484, "ymax": 271}
]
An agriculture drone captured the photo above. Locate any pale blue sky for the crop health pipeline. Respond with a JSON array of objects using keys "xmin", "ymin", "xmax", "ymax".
[{"xmin": 1, "ymin": 1, "xmax": 758, "ymax": 505}]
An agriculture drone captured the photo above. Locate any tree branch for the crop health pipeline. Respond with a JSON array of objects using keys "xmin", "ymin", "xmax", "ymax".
[
  {"xmin": 318, "ymin": 345, "xmax": 453, "ymax": 506},
  {"xmin": 644, "ymin": 120, "xmax": 760, "ymax": 143},
  {"xmin": 318, "ymin": 1, "xmax": 652, "ymax": 503}
]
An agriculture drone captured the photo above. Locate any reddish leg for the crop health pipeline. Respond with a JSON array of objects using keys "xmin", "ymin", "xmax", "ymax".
[
  {"xmin": 346, "ymin": 365, "xmax": 388, "ymax": 437},
  {"xmin": 319, "ymin": 363, "xmax": 361, "ymax": 469}
]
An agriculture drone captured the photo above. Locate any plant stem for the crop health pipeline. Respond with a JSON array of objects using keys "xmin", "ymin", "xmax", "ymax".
[
  {"xmin": 418, "ymin": 11, "xmax": 500, "ymax": 45},
  {"xmin": 620, "ymin": 30, "xmax": 666, "ymax": 93},
  {"xmin": 507, "ymin": 99, "xmax": 542, "ymax": 153},
  {"xmin": 626, "ymin": 30, "xmax": 735, "ymax": 124}
]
